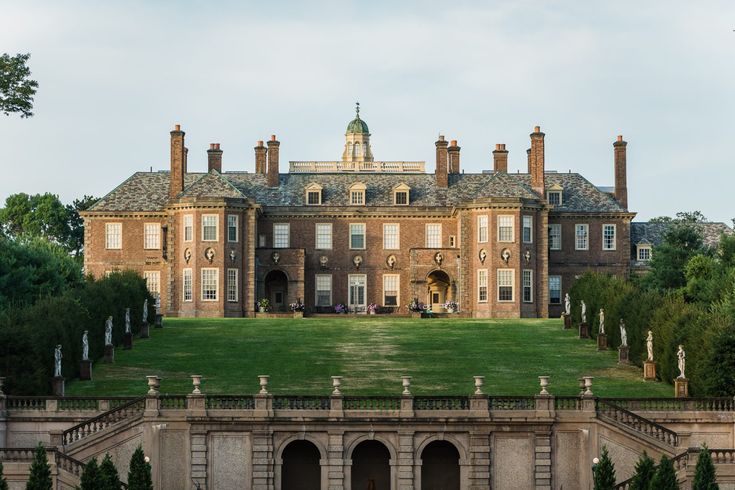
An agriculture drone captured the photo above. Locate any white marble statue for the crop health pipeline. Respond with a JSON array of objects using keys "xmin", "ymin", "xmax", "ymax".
[
  {"xmin": 599, "ymin": 309, "xmax": 605, "ymax": 335},
  {"xmin": 82, "ymin": 331, "xmax": 89, "ymax": 361},
  {"xmin": 564, "ymin": 293, "xmax": 571, "ymax": 316},
  {"xmin": 580, "ymin": 300, "xmax": 587, "ymax": 323},
  {"xmin": 54, "ymin": 345, "xmax": 62, "ymax": 377},
  {"xmin": 677, "ymin": 345, "xmax": 686, "ymax": 379},
  {"xmin": 125, "ymin": 308, "xmax": 131, "ymax": 334},
  {"xmin": 619, "ymin": 319, "xmax": 627, "ymax": 347},
  {"xmin": 105, "ymin": 316, "xmax": 113, "ymax": 346},
  {"xmin": 142, "ymin": 299, "xmax": 148, "ymax": 324},
  {"xmin": 646, "ymin": 330, "xmax": 654, "ymax": 361}
]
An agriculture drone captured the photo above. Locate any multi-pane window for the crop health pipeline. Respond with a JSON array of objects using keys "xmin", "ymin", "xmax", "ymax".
[
  {"xmin": 549, "ymin": 224, "xmax": 562, "ymax": 250},
  {"xmin": 315, "ymin": 223, "xmax": 332, "ymax": 249},
  {"xmin": 383, "ymin": 224, "xmax": 399, "ymax": 250},
  {"xmin": 143, "ymin": 223, "xmax": 160, "ymax": 249},
  {"xmin": 449, "ymin": 235, "xmax": 456, "ymax": 248},
  {"xmin": 184, "ymin": 215, "xmax": 193, "ymax": 242},
  {"xmin": 638, "ymin": 246, "xmax": 652, "ymax": 261},
  {"xmin": 227, "ymin": 268, "xmax": 238, "ymax": 302},
  {"xmin": 105, "ymin": 223, "xmax": 122, "ymax": 249},
  {"xmin": 307, "ymin": 191, "xmax": 321, "ymax": 205},
  {"xmin": 273, "ymin": 223, "xmax": 290, "ymax": 248},
  {"xmin": 497, "ymin": 269, "xmax": 514, "ymax": 302},
  {"xmin": 143, "ymin": 271, "xmax": 160, "ymax": 307},
  {"xmin": 315, "ymin": 274, "xmax": 332, "ymax": 306},
  {"xmin": 394, "ymin": 191, "xmax": 408, "ymax": 205},
  {"xmin": 350, "ymin": 190, "xmax": 364, "ymax": 205},
  {"xmin": 522, "ymin": 270, "xmax": 533, "ymax": 303},
  {"xmin": 548, "ymin": 191, "xmax": 562, "ymax": 206},
  {"xmin": 202, "ymin": 215, "xmax": 218, "ymax": 241},
  {"xmin": 478, "ymin": 215, "xmax": 488, "ymax": 243},
  {"xmin": 350, "ymin": 223, "xmax": 366, "ymax": 249},
  {"xmin": 498, "ymin": 216, "xmax": 514, "ymax": 242},
  {"xmin": 478, "ymin": 269, "xmax": 488, "ymax": 303},
  {"xmin": 426, "ymin": 224, "xmax": 442, "ymax": 248},
  {"xmin": 549, "ymin": 276, "xmax": 562, "ymax": 304},
  {"xmin": 522, "ymin": 216, "xmax": 533, "ymax": 243},
  {"xmin": 383, "ymin": 274, "xmax": 399, "ymax": 306},
  {"xmin": 602, "ymin": 224, "xmax": 616, "ymax": 250},
  {"xmin": 183, "ymin": 269, "xmax": 193, "ymax": 302},
  {"xmin": 575, "ymin": 224, "xmax": 589, "ymax": 250},
  {"xmin": 228, "ymin": 215, "xmax": 238, "ymax": 242},
  {"xmin": 201, "ymin": 268, "xmax": 218, "ymax": 301}
]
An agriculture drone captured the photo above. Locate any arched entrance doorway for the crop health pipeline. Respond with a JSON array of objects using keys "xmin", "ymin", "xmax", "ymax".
[
  {"xmin": 426, "ymin": 270, "xmax": 451, "ymax": 310},
  {"xmin": 421, "ymin": 440, "xmax": 460, "ymax": 490},
  {"xmin": 351, "ymin": 440, "xmax": 391, "ymax": 490},
  {"xmin": 281, "ymin": 440, "xmax": 321, "ymax": 490},
  {"xmin": 264, "ymin": 270, "xmax": 288, "ymax": 312}
]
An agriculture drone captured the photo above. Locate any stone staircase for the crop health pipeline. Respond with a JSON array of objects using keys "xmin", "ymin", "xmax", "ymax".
[
  {"xmin": 597, "ymin": 399, "xmax": 679, "ymax": 450},
  {"xmin": 61, "ymin": 396, "xmax": 146, "ymax": 452}
]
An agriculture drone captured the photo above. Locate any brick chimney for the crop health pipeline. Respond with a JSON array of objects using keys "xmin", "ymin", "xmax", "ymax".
[
  {"xmin": 614, "ymin": 135, "xmax": 628, "ymax": 209},
  {"xmin": 267, "ymin": 135, "xmax": 280, "ymax": 187},
  {"xmin": 169, "ymin": 124, "xmax": 185, "ymax": 199},
  {"xmin": 529, "ymin": 126, "xmax": 546, "ymax": 198},
  {"xmin": 493, "ymin": 144, "xmax": 508, "ymax": 173},
  {"xmin": 207, "ymin": 143, "xmax": 223, "ymax": 173},
  {"xmin": 435, "ymin": 135, "xmax": 449, "ymax": 188},
  {"xmin": 254, "ymin": 140, "xmax": 267, "ymax": 174},
  {"xmin": 448, "ymin": 139, "xmax": 461, "ymax": 174}
]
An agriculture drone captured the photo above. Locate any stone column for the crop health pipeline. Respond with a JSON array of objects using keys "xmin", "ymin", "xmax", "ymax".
[
  {"xmin": 534, "ymin": 431, "xmax": 552, "ymax": 489},
  {"xmin": 190, "ymin": 428, "xmax": 208, "ymax": 490},
  {"xmin": 396, "ymin": 430, "xmax": 415, "ymax": 490},
  {"xmin": 251, "ymin": 428, "xmax": 274, "ymax": 490},
  {"xmin": 327, "ymin": 431, "xmax": 345, "ymax": 490},
  {"xmin": 537, "ymin": 208, "xmax": 549, "ymax": 318},
  {"xmin": 245, "ymin": 209, "xmax": 257, "ymax": 317},
  {"xmin": 468, "ymin": 430, "xmax": 491, "ymax": 490}
]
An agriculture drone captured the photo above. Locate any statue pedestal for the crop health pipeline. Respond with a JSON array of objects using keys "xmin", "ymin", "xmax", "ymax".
[
  {"xmin": 155, "ymin": 314, "xmax": 163, "ymax": 329},
  {"xmin": 104, "ymin": 344, "xmax": 115, "ymax": 363},
  {"xmin": 140, "ymin": 321, "xmax": 150, "ymax": 339},
  {"xmin": 579, "ymin": 322, "xmax": 589, "ymax": 339},
  {"xmin": 123, "ymin": 332, "xmax": 133, "ymax": 350},
  {"xmin": 618, "ymin": 346, "xmax": 629, "ymax": 364},
  {"xmin": 597, "ymin": 333, "xmax": 608, "ymax": 351},
  {"xmin": 563, "ymin": 314, "xmax": 572, "ymax": 330},
  {"xmin": 675, "ymin": 377, "xmax": 689, "ymax": 398},
  {"xmin": 643, "ymin": 361, "xmax": 656, "ymax": 381},
  {"xmin": 79, "ymin": 360, "xmax": 92, "ymax": 380},
  {"xmin": 52, "ymin": 376, "xmax": 65, "ymax": 396}
]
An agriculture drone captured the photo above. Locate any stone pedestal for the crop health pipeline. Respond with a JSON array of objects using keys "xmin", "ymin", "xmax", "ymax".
[
  {"xmin": 644, "ymin": 360, "xmax": 656, "ymax": 381},
  {"xmin": 563, "ymin": 314, "xmax": 572, "ymax": 329},
  {"xmin": 675, "ymin": 377, "xmax": 689, "ymax": 398},
  {"xmin": 140, "ymin": 321, "xmax": 150, "ymax": 339},
  {"xmin": 104, "ymin": 344, "xmax": 115, "ymax": 363},
  {"xmin": 79, "ymin": 360, "xmax": 92, "ymax": 380},
  {"xmin": 579, "ymin": 322, "xmax": 589, "ymax": 339},
  {"xmin": 123, "ymin": 332, "xmax": 133, "ymax": 350},
  {"xmin": 597, "ymin": 333, "xmax": 608, "ymax": 351},
  {"xmin": 618, "ymin": 345, "xmax": 629, "ymax": 364},
  {"xmin": 52, "ymin": 376, "xmax": 65, "ymax": 396},
  {"xmin": 154, "ymin": 314, "xmax": 163, "ymax": 328}
]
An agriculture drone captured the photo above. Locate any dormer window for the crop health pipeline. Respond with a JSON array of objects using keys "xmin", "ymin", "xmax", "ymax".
[
  {"xmin": 305, "ymin": 183, "xmax": 323, "ymax": 205},
  {"xmin": 637, "ymin": 244, "xmax": 652, "ymax": 261},
  {"xmin": 393, "ymin": 183, "xmax": 410, "ymax": 206},
  {"xmin": 547, "ymin": 184, "xmax": 563, "ymax": 206},
  {"xmin": 349, "ymin": 182, "xmax": 366, "ymax": 205}
]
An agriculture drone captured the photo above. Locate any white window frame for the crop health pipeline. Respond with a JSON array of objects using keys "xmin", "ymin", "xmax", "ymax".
[
  {"xmin": 575, "ymin": 224, "xmax": 589, "ymax": 251},
  {"xmin": 202, "ymin": 214, "xmax": 218, "ymax": 242},
  {"xmin": 183, "ymin": 268, "xmax": 193, "ymax": 302},
  {"xmin": 227, "ymin": 268, "xmax": 238, "ymax": 302},
  {"xmin": 602, "ymin": 224, "xmax": 617, "ymax": 251},
  {"xmin": 105, "ymin": 223, "xmax": 122, "ymax": 250},
  {"xmin": 637, "ymin": 245, "xmax": 652, "ymax": 261},
  {"xmin": 522, "ymin": 269, "xmax": 533, "ymax": 303},
  {"xmin": 549, "ymin": 224, "xmax": 562, "ymax": 251},
  {"xmin": 426, "ymin": 223, "xmax": 442, "ymax": 248},
  {"xmin": 306, "ymin": 190, "xmax": 322, "ymax": 205},
  {"xmin": 201, "ymin": 268, "xmax": 219, "ymax": 301},
  {"xmin": 143, "ymin": 271, "xmax": 160, "ymax": 297},
  {"xmin": 522, "ymin": 216, "xmax": 533, "ymax": 244},
  {"xmin": 315, "ymin": 274, "xmax": 332, "ymax": 307},
  {"xmin": 183, "ymin": 214, "xmax": 193, "ymax": 242},
  {"xmin": 549, "ymin": 275, "xmax": 562, "ymax": 305},
  {"xmin": 228, "ymin": 215, "xmax": 239, "ymax": 243},
  {"xmin": 548, "ymin": 191, "xmax": 562, "ymax": 206},
  {"xmin": 477, "ymin": 269, "xmax": 488, "ymax": 303},
  {"xmin": 383, "ymin": 223, "xmax": 400, "ymax": 250},
  {"xmin": 350, "ymin": 223, "xmax": 366, "ymax": 250},
  {"xmin": 383, "ymin": 274, "xmax": 400, "ymax": 307},
  {"xmin": 315, "ymin": 223, "xmax": 333, "ymax": 250},
  {"xmin": 394, "ymin": 190, "xmax": 409, "ymax": 205},
  {"xmin": 498, "ymin": 215, "xmax": 514, "ymax": 242},
  {"xmin": 350, "ymin": 190, "xmax": 365, "ymax": 205},
  {"xmin": 449, "ymin": 235, "xmax": 456, "ymax": 248},
  {"xmin": 273, "ymin": 223, "xmax": 290, "ymax": 248},
  {"xmin": 497, "ymin": 268, "xmax": 515, "ymax": 302},
  {"xmin": 478, "ymin": 215, "xmax": 488, "ymax": 243},
  {"xmin": 143, "ymin": 223, "xmax": 160, "ymax": 250}
]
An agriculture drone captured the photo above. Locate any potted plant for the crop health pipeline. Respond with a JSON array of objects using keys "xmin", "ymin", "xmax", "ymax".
[
  {"xmin": 257, "ymin": 298, "xmax": 270, "ymax": 313},
  {"xmin": 290, "ymin": 301, "xmax": 305, "ymax": 318},
  {"xmin": 408, "ymin": 298, "xmax": 425, "ymax": 318},
  {"xmin": 334, "ymin": 303, "xmax": 347, "ymax": 314},
  {"xmin": 367, "ymin": 303, "xmax": 379, "ymax": 315},
  {"xmin": 443, "ymin": 300, "xmax": 458, "ymax": 313}
]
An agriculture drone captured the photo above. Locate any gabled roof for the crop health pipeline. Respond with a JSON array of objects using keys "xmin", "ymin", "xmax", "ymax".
[
  {"xmin": 631, "ymin": 222, "xmax": 733, "ymax": 249},
  {"xmin": 178, "ymin": 170, "xmax": 245, "ymax": 200}
]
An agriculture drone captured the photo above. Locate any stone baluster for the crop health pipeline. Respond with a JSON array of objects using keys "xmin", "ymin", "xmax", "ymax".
[
  {"xmin": 187, "ymin": 375, "xmax": 206, "ymax": 416},
  {"xmin": 400, "ymin": 376, "xmax": 414, "ymax": 417}
]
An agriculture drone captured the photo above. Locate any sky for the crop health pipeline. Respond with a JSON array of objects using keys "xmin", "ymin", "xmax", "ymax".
[{"xmin": 1, "ymin": 0, "xmax": 734, "ymax": 223}]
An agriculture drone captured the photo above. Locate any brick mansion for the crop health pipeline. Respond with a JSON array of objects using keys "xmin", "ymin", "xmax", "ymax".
[{"xmin": 82, "ymin": 108, "xmax": 635, "ymax": 318}]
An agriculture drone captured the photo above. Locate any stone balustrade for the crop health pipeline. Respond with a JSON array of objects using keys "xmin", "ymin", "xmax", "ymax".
[{"xmin": 288, "ymin": 160, "xmax": 426, "ymax": 173}]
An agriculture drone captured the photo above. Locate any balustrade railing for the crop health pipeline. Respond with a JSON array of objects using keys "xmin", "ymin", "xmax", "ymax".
[
  {"xmin": 343, "ymin": 396, "xmax": 401, "ymax": 411},
  {"xmin": 6, "ymin": 395, "xmax": 138, "ymax": 412},
  {"xmin": 159, "ymin": 395, "xmax": 187, "ymax": 410},
  {"xmin": 55, "ymin": 450, "xmax": 85, "ymax": 477},
  {"xmin": 414, "ymin": 396, "xmax": 469, "ymax": 410},
  {"xmin": 489, "ymin": 396, "xmax": 536, "ymax": 410},
  {"xmin": 206, "ymin": 395, "xmax": 255, "ymax": 410},
  {"xmin": 0, "ymin": 448, "xmax": 85, "ymax": 478},
  {"xmin": 602, "ymin": 397, "xmax": 735, "ymax": 412},
  {"xmin": 6, "ymin": 396, "xmax": 46, "ymax": 410},
  {"xmin": 554, "ymin": 396, "xmax": 583, "ymax": 411},
  {"xmin": 274, "ymin": 396, "xmax": 331, "ymax": 410},
  {"xmin": 597, "ymin": 400, "xmax": 679, "ymax": 447},
  {"xmin": 62, "ymin": 396, "xmax": 146, "ymax": 446}
]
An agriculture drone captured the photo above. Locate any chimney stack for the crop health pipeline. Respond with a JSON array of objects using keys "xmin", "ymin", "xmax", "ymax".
[
  {"xmin": 254, "ymin": 140, "xmax": 267, "ymax": 175},
  {"xmin": 169, "ymin": 124, "xmax": 185, "ymax": 199},
  {"xmin": 529, "ymin": 126, "xmax": 546, "ymax": 198},
  {"xmin": 493, "ymin": 144, "xmax": 508, "ymax": 173},
  {"xmin": 614, "ymin": 135, "xmax": 628, "ymax": 209},
  {"xmin": 435, "ymin": 135, "xmax": 449, "ymax": 188},
  {"xmin": 448, "ymin": 139, "xmax": 461, "ymax": 174},
  {"xmin": 267, "ymin": 135, "xmax": 280, "ymax": 187},
  {"xmin": 207, "ymin": 143, "xmax": 223, "ymax": 173}
]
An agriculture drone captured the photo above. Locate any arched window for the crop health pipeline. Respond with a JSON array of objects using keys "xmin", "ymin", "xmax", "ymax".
[{"xmin": 354, "ymin": 143, "xmax": 362, "ymax": 157}]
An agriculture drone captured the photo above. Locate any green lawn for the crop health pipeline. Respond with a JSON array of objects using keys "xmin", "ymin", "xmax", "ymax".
[{"xmin": 66, "ymin": 317, "xmax": 672, "ymax": 397}]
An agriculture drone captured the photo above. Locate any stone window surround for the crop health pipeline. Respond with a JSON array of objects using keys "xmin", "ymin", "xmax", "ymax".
[
  {"xmin": 575, "ymin": 223, "xmax": 589, "ymax": 251},
  {"xmin": 349, "ymin": 182, "xmax": 366, "ymax": 206},
  {"xmin": 202, "ymin": 214, "xmax": 218, "ymax": 242},
  {"xmin": 315, "ymin": 223, "xmax": 333, "ymax": 250},
  {"xmin": 227, "ymin": 268, "xmax": 238, "ymax": 303},
  {"xmin": 497, "ymin": 268, "xmax": 515, "ymax": 302},
  {"xmin": 383, "ymin": 223, "xmax": 400, "ymax": 250},
  {"xmin": 477, "ymin": 269, "xmax": 488, "ymax": 303},
  {"xmin": 201, "ymin": 268, "xmax": 218, "ymax": 302},
  {"xmin": 602, "ymin": 223, "xmax": 617, "ymax": 251},
  {"xmin": 350, "ymin": 223, "xmax": 366, "ymax": 250},
  {"xmin": 183, "ymin": 214, "xmax": 194, "ymax": 242},
  {"xmin": 478, "ymin": 215, "xmax": 488, "ymax": 243},
  {"xmin": 183, "ymin": 268, "xmax": 193, "ymax": 302},
  {"xmin": 548, "ymin": 190, "xmax": 563, "ymax": 206},
  {"xmin": 105, "ymin": 222, "xmax": 122, "ymax": 250},
  {"xmin": 522, "ymin": 269, "xmax": 533, "ymax": 303},
  {"xmin": 305, "ymin": 183, "xmax": 323, "ymax": 205},
  {"xmin": 143, "ymin": 223, "xmax": 161, "ymax": 250},
  {"xmin": 637, "ymin": 244, "xmax": 652, "ymax": 261},
  {"xmin": 498, "ymin": 215, "xmax": 514, "ymax": 243},
  {"xmin": 425, "ymin": 223, "xmax": 442, "ymax": 248},
  {"xmin": 383, "ymin": 274, "xmax": 400, "ymax": 307},
  {"xmin": 393, "ymin": 183, "xmax": 410, "ymax": 206},
  {"xmin": 273, "ymin": 223, "xmax": 290, "ymax": 249}
]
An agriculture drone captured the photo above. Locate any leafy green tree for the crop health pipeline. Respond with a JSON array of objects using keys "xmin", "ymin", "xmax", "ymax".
[
  {"xmin": 645, "ymin": 222, "xmax": 706, "ymax": 291},
  {"xmin": 79, "ymin": 457, "xmax": 102, "ymax": 490},
  {"xmin": 67, "ymin": 195, "xmax": 99, "ymax": 257},
  {"xmin": 692, "ymin": 445, "xmax": 719, "ymax": 490},
  {"xmin": 650, "ymin": 454, "xmax": 679, "ymax": 490},
  {"xmin": 703, "ymin": 324, "xmax": 735, "ymax": 396},
  {"xmin": 0, "ymin": 461, "xmax": 9, "ymax": 490},
  {"xmin": 25, "ymin": 443, "xmax": 52, "ymax": 490},
  {"xmin": 630, "ymin": 451, "xmax": 655, "ymax": 490},
  {"xmin": 0, "ymin": 193, "xmax": 72, "ymax": 246},
  {"xmin": 99, "ymin": 453, "xmax": 122, "ymax": 490},
  {"xmin": 594, "ymin": 446, "xmax": 616, "ymax": 490},
  {"xmin": 0, "ymin": 53, "xmax": 38, "ymax": 118},
  {"xmin": 127, "ymin": 446, "xmax": 152, "ymax": 490}
]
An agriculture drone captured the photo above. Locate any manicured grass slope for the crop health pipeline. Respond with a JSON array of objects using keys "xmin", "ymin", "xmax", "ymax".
[{"xmin": 66, "ymin": 318, "xmax": 671, "ymax": 397}]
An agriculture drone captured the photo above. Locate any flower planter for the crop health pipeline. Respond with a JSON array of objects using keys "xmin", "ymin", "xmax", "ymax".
[
  {"xmin": 446, "ymin": 307, "xmax": 455, "ymax": 314},
  {"xmin": 293, "ymin": 311, "xmax": 304, "ymax": 319},
  {"xmin": 259, "ymin": 307, "xmax": 266, "ymax": 313}
]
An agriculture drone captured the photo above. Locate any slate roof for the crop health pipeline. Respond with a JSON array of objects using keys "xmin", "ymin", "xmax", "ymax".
[
  {"xmin": 631, "ymin": 222, "xmax": 733, "ymax": 248},
  {"xmin": 88, "ymin": 170, "xmax": 628, "ymax": 213}
]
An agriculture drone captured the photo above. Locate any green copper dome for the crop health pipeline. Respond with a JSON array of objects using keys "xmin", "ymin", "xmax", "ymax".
[{"xmin": 346, "ymin": 102, "xmax": 369, "ymax": 134}]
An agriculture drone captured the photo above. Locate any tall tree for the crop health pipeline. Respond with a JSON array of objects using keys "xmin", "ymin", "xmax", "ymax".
[
  {"xmin": 0, "ymin": 53, "xmax": 38, "ymax": 118},
  {"xmin": 650, "ymin": 455, "xmax": 679, "ymax": 490},
  {"xmin": 0, "ymin": 193, "xmax": 72, "ymax": 246},
  {"xmin": 594, "ymin": 446, "xmax": 616, "ymax": 490},
  {"xmin": 25, "ymin": 443, "xmax": 52, "ymax": 490},
  {"xmin": 127, "ymin": 446, "xmax": 152, "ymax": 490},
  {"xmin": 645, "ymin": 220, "xmax": 706, "ymax": 291},
  {"xmin": 692, "ymin": 445, "xmax": 719, "ymax": 490},
  {"xmin": 630, "ymin": 451, "xmax": 656, "ymax": 490},
  {"xmin": 79, "ymin": 458, "xmax": 102, "ymax": 490},
  {"xmin": 66, "ymin": 195, "xmax": 99, "ymax": 257},
  {"xmin": 99, "ymin": 453, "xmax": 122, "ymax": 490}
]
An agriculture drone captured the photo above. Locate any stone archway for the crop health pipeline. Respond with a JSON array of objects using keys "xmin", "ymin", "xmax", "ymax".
[
  {"xmin": 351, "ymin": 440, "xmax": 391, "ymax": 490},
  {"xmin": 426, "ymin": 270, "xmax": 451, "ymax": 310},
  {"xmin": 264, "ymin": 269, "xmax": 288, "ymax": 312},
  {"xmin": 281, "ymin": 439, "xmax": 321, "ymax": 490},
  {"xmin": 420, "ymin": 440, "xmax": 460, "ymax": 490}
]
